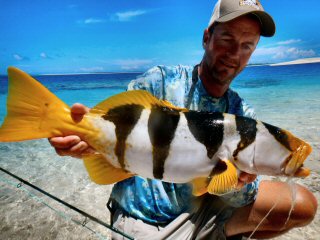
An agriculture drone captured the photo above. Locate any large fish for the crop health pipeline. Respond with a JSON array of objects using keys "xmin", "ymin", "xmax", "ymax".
[{"xmin": 0, "ymin": 67, "xmax": 312, "ymax": 196}]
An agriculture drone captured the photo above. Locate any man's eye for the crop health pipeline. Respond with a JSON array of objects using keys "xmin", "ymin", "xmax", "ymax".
[{"xmin": 243, "ymin": 44, "xmax": 253, "ymax": 51}]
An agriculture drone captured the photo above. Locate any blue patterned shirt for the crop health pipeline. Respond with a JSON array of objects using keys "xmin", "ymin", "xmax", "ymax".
[{"xmin": 111, "ymin": 65, "xmax": 259, "ymax": 224}]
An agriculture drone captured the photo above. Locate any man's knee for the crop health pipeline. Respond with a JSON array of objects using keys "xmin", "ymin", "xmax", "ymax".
[{"xmin": 290, "ymin": 184, "xmax": 317, "ymax": 227}]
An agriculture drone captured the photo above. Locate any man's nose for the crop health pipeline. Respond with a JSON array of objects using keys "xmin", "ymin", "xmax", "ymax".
[{"xmin": 227, "ymin": 42, "xmax": 240, "ymax": 57}]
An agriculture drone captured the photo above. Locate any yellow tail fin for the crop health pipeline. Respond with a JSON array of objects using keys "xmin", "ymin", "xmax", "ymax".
[{"xmin": 0, "ymin": 67, "xmax": 82, "ymax": 142}]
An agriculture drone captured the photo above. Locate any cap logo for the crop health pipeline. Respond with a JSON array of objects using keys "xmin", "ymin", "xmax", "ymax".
[{"xmin": 239, "ymin": 0, "xmax": 261, "ymax": 10}]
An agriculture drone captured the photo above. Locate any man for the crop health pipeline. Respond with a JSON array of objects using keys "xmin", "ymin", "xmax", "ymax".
[{"xmin": 50, "ymin": 0, "xmax": 317, "ymax": 239}]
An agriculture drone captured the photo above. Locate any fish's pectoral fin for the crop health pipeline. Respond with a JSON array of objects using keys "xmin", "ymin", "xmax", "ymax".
[
  {"xmin": 83, "ymin": 153, "xmax": 133, "ymax": 184},
  {"xmin": 191, "ymin": 177, "xmax": 210, "ymax": 196},
  {"xmin": 207, "ymin": 159, "xmax": 238, "ymax": 196}
]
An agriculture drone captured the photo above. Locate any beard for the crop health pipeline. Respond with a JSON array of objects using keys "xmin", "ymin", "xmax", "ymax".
[{"xmin": 205, "ymin": 58, "xmax": 240, "ymax": 86}]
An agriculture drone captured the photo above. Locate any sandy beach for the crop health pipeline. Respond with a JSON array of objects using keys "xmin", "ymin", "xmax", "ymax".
[{"xmin": 270, "ymin": 57, "xmax": 320, "ymax": 66}]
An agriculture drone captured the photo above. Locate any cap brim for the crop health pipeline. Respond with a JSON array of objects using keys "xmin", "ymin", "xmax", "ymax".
[{"xmin": 216, "ymin": 10, "xmax": 276, "ymax": 37}]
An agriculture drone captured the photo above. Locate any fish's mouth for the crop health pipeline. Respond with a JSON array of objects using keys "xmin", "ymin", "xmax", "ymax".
[{"xmin": 284, "ymin": 142, "xmax": 312, "ymax": 177}]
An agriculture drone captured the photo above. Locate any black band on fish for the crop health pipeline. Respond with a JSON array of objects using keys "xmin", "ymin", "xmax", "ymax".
[
  {"xmin": 184, "ymin": 111, "xmax": 224, "ymax": 159},
  {"xmin": 102, "ymin": 104, "xmax": 144, "ymax": 169},
  {"xmin": 210, "ymin": 159, "xmax": 228, "ymax": 176},
  {"xmin": 148, "ymin": 106, "xmax": 180, "ymax": 179},
  {"xmin": 262, "ymin": 122, "xmax": 292, "ymax": 151},
  {"xmin": 233, "ymin": 116, "xmax": 257, "ymax": 160}
]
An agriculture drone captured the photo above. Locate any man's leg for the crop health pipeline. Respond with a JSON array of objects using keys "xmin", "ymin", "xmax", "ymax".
[
  {"xmin": 111, "ymin": 208, "xmax": 162, "ymax": 240},
  {"xmin": 225, "ymin": 180, "xmax": 317, "ymax": 238}
]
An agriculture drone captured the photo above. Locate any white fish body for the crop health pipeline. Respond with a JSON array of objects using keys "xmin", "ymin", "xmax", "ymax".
[{"xmin": 0, "ymin": 67, "xmax": 312, "ymax": 195}]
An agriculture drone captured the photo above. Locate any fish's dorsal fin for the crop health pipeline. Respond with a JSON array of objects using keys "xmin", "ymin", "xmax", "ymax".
[
  {"xmin": 83, "ymin": 153, "xmax": 134, "ymax": 184},
  {"xmin": 159, "ymin": 99, "xmax": 188, "ymax": 111},
  {"xmin": 90, "ymin": 90, "xmax": 187, "ymax": 115},
  {"xmin": 191, "ymin": 159, "xmax": 238, "ymax": 196},
  {"xmin": 207, "ymin": 159, "xmax": 238, "ymax": 195}
]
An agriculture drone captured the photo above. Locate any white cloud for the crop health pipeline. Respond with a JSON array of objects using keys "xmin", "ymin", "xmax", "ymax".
[
  {"xmin": 40, "ymin": 52, "xmax": 48, "ymax": 59},
  {"xmin": 13, "ymin": 54, "xmax": 29, "ymax": 61},
  {"xmin": 84, "ymin": 18, "xmax": 105, "ymax": 24},
  {"xmin": 276, "ymin": 39, "xmax": 302, "ymax": 45},
  {"xmin": 112, "ymin": 10, "xmax": 147, "ymax": 22},
  {"xmin": 254, "ymin": 46, "xmax": 285, "ymax": 56},
  {"xmin": 79, "ymin": 67, "xmax": 104, "ymax": 72},
  {"xmin": 13, "ymin": 54, "xmax": 23, "ymax": 61},
  {"xmin": 274, "ymin": 47, "xmax": 316, "ymax": 59},
  {"xmin": 253, "ymin": 46, "xmax": 316, "ymax": 60},
  {"xmin": 40, "ymin": 52, "xmax": 53, "ymax": 59},
  {"xmin": 114, "ymin": 59, "xmax": 153, "ymax": 70}
]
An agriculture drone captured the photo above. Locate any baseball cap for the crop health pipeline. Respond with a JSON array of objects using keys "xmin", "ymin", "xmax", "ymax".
[{"xmin": 208, "ymin": 0, "xmax": 275, "ymax": 37}]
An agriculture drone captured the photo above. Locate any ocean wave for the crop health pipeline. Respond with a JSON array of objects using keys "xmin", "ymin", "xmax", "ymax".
[
  {"xmin": 50, "ymin": 85, "xmax": 127, "ymax": 91},
  {"xmin": 234, "ymin": 79, "xmax": 281, "ymax": 88}
]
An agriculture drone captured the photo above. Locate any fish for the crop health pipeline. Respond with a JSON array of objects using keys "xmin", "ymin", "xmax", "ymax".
[{"xmin": 0, "ymin": 67, "xmax": 312, "ymax": 196}]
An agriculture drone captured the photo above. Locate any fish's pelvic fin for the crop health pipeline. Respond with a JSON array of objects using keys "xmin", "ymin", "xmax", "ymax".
[
  {"xmin": 83, "ymin": 153, "xmax": 133, "ymax": 184},
  {"xmin": 207, "ymin": 159, "xmax": 238, "ymax": 196},
  {"xmin": 90, "ymin": 90, "xmax": 187, "ymax": 116},
  {"xmin": 191, "ymin": 159, "xmax": 238, "ymax": 196},
  {"xmin": 191, "ymin": 177, "xmax": 210, "ymax": 196}
]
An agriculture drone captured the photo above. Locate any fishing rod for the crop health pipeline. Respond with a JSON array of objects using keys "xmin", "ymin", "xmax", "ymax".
[{"xmin": 0, "ymin": 166, "xmax": 134, "ymax": 240}]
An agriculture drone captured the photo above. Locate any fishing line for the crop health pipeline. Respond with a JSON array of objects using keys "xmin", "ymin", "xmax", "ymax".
[
  {"xmin": 0, "ymin": 175, "xmax": 107, "ymax": 240},
  {"xmin": 247, "ymin": 177, "xmax": 284, "ymax": 240},
  {"xmin": 0, "ymin": 166, "xmax": 134, "ymax": 240},
  {"xmin": 282, "ymin": 177, "xmax": 297, "ymax": 229},
  {"xmin": 247, "ymin": 177, "xmax": 298, "ymax": 239}
]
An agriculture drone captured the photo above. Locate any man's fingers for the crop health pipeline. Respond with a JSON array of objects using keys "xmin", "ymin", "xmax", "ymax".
[
  {"xmin": 70, "ymin": 141, "xmax": 89, "ymax": 153},
  {"xmin": 239, "ymin": 172, "xmax": 257, "ymax": 184},
  {"xmin": 49, "ymin": 135, "xmax": 81, "ymax": 149},
  {"xmin": 54, "ymin": 141, "xmax": 95, "ymax": 158},
  {"xmin": 236, "ymin": 172, "xmax": 257, "ymax": 189},
  {"xmin": 71, "ymin": 103, "xmax": 90, "ymax": 123}
]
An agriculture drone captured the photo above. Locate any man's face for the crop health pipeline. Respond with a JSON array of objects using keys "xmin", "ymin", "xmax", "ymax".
[{"xmin": 201, "ymin": 15, "xmax": 261, "ymax": 97}]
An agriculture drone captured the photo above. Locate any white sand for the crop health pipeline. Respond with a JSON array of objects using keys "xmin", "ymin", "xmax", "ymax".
[{"xmin": 270, "ymin": 57, "xmax": 320, "ymax": 66}]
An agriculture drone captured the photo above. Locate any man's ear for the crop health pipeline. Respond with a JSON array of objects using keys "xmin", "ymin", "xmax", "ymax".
[{"xmin": 202, "ymin": 28, "xmax": 210, "ymax": 49}]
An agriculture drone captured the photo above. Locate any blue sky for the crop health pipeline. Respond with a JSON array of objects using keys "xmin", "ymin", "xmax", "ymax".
[{"xmin": 0, "ymin": 0, "xmax": 319, "ymax": 74}]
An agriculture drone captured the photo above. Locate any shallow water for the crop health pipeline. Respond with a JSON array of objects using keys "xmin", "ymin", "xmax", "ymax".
[{"xmin": 0, "ymin": 63, "xmax": 319, "ymax": 239}]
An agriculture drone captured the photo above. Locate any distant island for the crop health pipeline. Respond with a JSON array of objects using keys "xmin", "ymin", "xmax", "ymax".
[
  {"xmin": 270, "ymin": 57, "xmax": 320, "ymax": 66},
  {"xmin": 40, "ymin": 71, "xmax": 143, "ymax": 76}
]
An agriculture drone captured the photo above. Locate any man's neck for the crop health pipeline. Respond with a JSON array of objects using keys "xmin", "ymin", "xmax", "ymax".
[{"xmin": 198, "ymin": 63, "xmax": 229, "ymax": 98}]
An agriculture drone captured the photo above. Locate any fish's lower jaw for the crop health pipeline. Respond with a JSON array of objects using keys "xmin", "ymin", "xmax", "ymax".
[{"xmin": 284, "ymin": 143, "xmax": 312, "ymax": 176}]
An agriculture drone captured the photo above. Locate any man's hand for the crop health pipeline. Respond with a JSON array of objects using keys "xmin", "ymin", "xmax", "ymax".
[
  {"xmin": 48, "ymin": 103, "xmax": 95, "ymax": 158},
  {"xmin": 237, "ymin": 172, "xmax": 257, "ymax": 189}
]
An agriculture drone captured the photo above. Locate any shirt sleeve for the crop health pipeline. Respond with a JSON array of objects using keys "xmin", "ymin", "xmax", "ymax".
[
  {"xmin": 241, "ymin": 100, "xmax": 257, "ymax": 119},
  {"xmin": 227, "ymin": 89, "xmax": 257, "ymax": 119},
  {"xmin": 127, "ymin": 66, "xmax": 164, "ymax": 98}
]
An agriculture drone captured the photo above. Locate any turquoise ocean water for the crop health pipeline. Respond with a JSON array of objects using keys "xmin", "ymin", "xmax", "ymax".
[{"xmin": 0, "ymin": 63, "xmax": 319, "ymax": 239}]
